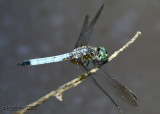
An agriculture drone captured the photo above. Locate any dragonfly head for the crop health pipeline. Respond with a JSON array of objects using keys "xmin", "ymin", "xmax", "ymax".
[{"xmin": 96, "ymin": 47, "xmax": 108, "ymax": 61}]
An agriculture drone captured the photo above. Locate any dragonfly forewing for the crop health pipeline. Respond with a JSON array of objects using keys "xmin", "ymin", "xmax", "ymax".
[
  {"xmin": 74, "ymin": 4, "xmax": 104, "ymax": 48},
  {"xmin": 93, "ymin": 68, "xmax": 139, "ymax": 107}
]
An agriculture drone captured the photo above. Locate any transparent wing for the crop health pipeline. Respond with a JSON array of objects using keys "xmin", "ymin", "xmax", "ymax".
[
  {"xmin": 81, "ymin": 63, "xmax": 139, "ymax": 112},
  {"xmin": 96, "ymin": 68, "xmax": 138, "ymax": 105},
  {"xmin": 74, "ymin": 4, "xmax": 104, "ymax": 48}
]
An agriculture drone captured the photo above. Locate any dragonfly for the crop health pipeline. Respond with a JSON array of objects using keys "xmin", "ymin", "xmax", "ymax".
[{"xmin": 17, "ymin": 4, "xmax": 139, "ymax": 112}]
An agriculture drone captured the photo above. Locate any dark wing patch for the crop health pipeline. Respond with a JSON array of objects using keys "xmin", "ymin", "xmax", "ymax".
[{"xmin": 74, "ymin": 4, "xmax": 104, "ymax": 48}]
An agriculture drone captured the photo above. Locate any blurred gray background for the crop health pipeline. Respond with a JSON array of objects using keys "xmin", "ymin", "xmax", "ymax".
[{"xmin": 0, "ymin": 0, "xmax": 160, "ymax": 114}]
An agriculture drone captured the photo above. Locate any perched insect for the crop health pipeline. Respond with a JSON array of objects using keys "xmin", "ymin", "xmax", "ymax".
[{"xmin": 17, "ymin": 4, "xmax": 139, "ymax": 112}]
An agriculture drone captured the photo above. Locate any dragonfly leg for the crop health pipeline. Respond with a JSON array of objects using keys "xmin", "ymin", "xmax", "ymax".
[{"xmin": 86, "ymin": 61, "xmax": 90, "ymax": 67}]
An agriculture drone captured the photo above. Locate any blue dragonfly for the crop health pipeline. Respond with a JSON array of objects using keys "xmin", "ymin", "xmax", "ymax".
[{"xmin": 17, "ymin": 4, "xmax": 139, "ymax": 112}]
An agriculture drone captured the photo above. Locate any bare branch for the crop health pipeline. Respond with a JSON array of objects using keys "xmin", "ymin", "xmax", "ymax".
[{"xmin": 108, "ymin": 31, "xmax": 141, "ymax": 61}]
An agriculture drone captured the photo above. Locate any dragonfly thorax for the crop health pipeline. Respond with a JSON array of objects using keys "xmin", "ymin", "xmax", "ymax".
[{"xmin": 71, "ymin": 46, "xmax": 108, "ymax": 65}]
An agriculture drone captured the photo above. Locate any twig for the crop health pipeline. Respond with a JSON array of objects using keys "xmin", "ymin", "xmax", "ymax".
[{"xmin": 14, "ymin": 31, "xmax": 141, "ymax": 114}]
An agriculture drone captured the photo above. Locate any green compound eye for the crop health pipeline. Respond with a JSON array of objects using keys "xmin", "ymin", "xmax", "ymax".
[{"xmin": 97, "ymin": 47, "xmax": 107, "ymax": 61}]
